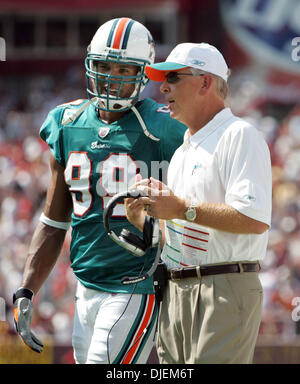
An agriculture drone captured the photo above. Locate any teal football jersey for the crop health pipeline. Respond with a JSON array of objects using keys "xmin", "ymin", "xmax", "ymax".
[{"xmin": 40, "ymin": 98, "xmax": 186, "ymax": 294}]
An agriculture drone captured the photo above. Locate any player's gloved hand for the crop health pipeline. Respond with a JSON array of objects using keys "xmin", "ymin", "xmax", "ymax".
[{"xmin": 13, "ymin": 287, "xmax": 43, "ymax": 353}]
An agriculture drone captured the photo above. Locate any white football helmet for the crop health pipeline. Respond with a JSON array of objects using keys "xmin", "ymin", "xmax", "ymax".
[{"xmin": 85, "ymin": 18, "xmax": 155, "ymax": 112}]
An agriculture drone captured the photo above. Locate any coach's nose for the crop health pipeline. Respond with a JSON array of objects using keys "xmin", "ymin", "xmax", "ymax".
[{"xmin": 160, "ymin": 80, "xmax": 170, "ymax": 94}]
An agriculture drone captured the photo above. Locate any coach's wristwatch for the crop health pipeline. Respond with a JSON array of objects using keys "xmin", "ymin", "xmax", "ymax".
[{"xmin": 184, "ymin": 202, "xmax": 197, "ymax": 222}]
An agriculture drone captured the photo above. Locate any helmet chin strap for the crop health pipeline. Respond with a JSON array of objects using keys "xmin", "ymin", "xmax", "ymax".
[
  {"xmin": 99, "ymin": 83, "xmax": 141, "ymax": 112},
  {"xmin": 100, "ymin": 94, "xmax": 136, "ymax": 111},
  {"xmin": 131, "ymin": 106, "xmax": 160, "ymax": 142}
]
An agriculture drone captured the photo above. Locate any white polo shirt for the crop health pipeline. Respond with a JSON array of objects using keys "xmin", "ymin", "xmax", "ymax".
[{"xmin": 161, "ymin": 107, "xmax": 272, "ymax": 268}]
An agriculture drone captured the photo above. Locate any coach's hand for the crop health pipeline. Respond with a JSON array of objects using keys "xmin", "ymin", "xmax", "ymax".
[
  {"xmin": 125, "ymin": 173, "xmax": 149, "ymax": 231},
  {"xmin": 13, "ymin": 288, "xmax": 43, "ymax": 353}
]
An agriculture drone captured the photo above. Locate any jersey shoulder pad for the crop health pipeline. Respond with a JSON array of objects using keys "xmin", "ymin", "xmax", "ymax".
[
  {"xmin": 39, "ymin": 99, "xmax": 87, "ymax": 165},
  {"xmin": 55, "ymin": 99, "xmax": 89, "ymax": 126}
]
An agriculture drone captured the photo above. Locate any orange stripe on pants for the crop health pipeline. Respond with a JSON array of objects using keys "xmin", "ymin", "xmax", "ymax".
[{"xmin": 122, "ymin": 294, "xmax": 155, "ymax": 364}]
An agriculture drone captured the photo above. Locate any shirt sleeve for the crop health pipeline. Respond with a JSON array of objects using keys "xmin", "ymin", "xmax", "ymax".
[
  {"xmin": 220, "ymin": 122, "xmax": 272, "ymax": 226},
  {"xmin": 39, "ymin": 108, "xmax": 64, "ymax": 166}
]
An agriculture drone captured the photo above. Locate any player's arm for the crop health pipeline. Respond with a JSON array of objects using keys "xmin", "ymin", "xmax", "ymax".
[
  {"xmin": 13, "ymin": 154, "xmax": 73, "ymax": 353},
  {"xmin": 21, "ymin": 154, "xmax": 73, "ymax": 293}
]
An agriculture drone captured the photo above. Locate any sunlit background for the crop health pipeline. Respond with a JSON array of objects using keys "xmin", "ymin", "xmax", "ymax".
[{"xmin": 0, "ymin": 0, "xmax": 300, "ymax": 364}]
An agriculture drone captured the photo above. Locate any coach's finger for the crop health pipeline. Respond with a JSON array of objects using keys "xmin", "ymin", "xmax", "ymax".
[
  {"xmin": 135, "ymin": 173, "xmax": 142, "ymax": 183},
  {"xmin": 138, "ymin": 196, "xmax": 154, "ymax": 206},
  {"xmin": 149, "ymin": 178, "xmax": 173, "ymax": 196},
  {"xmin": 127, "ymin": 198, "xmax": 144, "ymax": 210},
  {"xmin": 129, "ymin": 174, "xmax": 149, "ymax": 190},
  {"xmin": 149, "ymin": 177, "xmax": 164, "ymax": 190}
]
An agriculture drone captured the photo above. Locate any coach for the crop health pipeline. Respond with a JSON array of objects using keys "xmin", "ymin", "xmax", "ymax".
[{"xmin": 126, "ymin": 43, "xmax": 272, "ymax": 364}]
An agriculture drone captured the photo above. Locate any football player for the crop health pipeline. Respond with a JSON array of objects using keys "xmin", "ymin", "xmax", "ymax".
[{"xmin": 13, "ymin": 18, "xmax": 186, "ymax": 364}]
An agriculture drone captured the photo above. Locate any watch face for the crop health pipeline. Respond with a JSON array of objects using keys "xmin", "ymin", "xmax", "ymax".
[{"xmin": 185, "ymin": 207, "xmax": 196, "ymax": 221}]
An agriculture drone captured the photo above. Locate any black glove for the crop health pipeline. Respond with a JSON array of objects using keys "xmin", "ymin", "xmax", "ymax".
[{"xmin": 13, "ymin": 288, "xmax": 43, "ymax": 353}]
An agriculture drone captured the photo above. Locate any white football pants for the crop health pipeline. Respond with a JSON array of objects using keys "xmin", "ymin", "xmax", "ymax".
[{"xmin": 72, "ymin": 281, "xmax": 158, "ymax": 364}]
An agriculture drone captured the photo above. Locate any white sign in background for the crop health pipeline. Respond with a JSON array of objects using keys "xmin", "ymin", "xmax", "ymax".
[
  {"xmin": 0, "ymin": 37, "xmax": 5, "ymax": 61},
  {"xmin": 0, "ymin": 297, "xmax": 6, "ymax": 321}
]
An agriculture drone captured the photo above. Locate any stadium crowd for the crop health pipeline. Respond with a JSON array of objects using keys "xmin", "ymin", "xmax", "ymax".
[{"xmin": 0, "ymin": 65, "xmax": 300, "ymax": 348}]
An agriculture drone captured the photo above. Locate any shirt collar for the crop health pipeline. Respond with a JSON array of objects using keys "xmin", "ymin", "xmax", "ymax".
[{"xmin": 183, "ymin": 107, "xmax": 233, "ymax": 148}]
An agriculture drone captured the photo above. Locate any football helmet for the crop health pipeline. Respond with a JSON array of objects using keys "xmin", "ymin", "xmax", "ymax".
[{"xmin": 85, "ymin": 18, "xmax": 155, "ymax": 112}]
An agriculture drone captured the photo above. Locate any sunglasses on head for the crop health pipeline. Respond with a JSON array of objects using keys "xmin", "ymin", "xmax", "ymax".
[{"xmin": 165, "ymin": 71, "xmax": 205, "ymax": 84}]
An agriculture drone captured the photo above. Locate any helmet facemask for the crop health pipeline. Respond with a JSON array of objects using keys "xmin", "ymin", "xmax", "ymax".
[{"xmin": 85, "ymin": 53, "xmax": 149, "ymax": 112}]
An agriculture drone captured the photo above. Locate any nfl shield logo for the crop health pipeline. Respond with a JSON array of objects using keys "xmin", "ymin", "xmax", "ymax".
[{"xmin": 99, "ymin": 127, "xmax": 110, "ymax": 138}]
